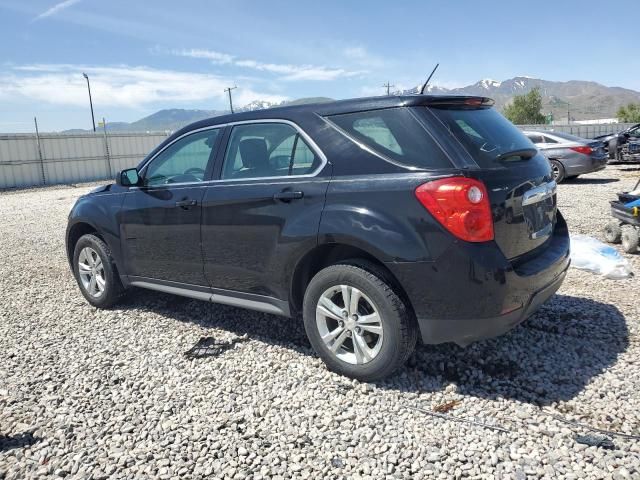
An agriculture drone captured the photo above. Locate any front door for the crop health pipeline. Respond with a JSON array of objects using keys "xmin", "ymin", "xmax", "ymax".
[
  {"xmin": 201, "ymin": 122, "xmax": 330, "ymax": 300},
  {"xmin": 120, "ymin": 128, "xmax": 221, "ymax": 286}
]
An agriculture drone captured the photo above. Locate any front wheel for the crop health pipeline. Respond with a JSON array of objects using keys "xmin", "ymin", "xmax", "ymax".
[
  {"xmin": 73, "ymin": 234, "xmax": 124, "ymax": 308},
  {"xmin": 603, "ymin": 221, "xmax": 622, "ymax": 244},
  {"xmin": 303, "ymin": 263, "xmax": 417, "ymax": 381}
]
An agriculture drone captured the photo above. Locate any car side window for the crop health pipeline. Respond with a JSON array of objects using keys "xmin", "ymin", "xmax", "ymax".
[
  {"xmin": 542, "ymin": 136, "xmax": 558, "ymax": 144},
  {"xmin": 328, "ymin": 108, "xmax": 452, "ymax": 169},
  {"xmin": 144, "ymin": 129, "xmax": 219, "ymax": 186},
  {"xmin": 221, "ymin": 123, "xmax": 320, "ymax": 179},
  {"xmin": 527, "ymin": 134, "xmax": 544, "ymax": 144}
]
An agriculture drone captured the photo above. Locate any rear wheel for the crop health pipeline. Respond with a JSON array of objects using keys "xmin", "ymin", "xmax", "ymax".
[
  {"xmin": 73, "ymin": 234, "xmax": 125, "ymax": 308},
  {"xmin": 303, "ymin": 263, "xmax": 417, "ymax": 381},
  {"xmin": 621, "ymin": 227, "xmax": 639, "ymax": 254},
  {"xmin": 550, "ymin": 160, "xmax": 565, "ymax": 183},
  {"xmin": 603, "ymin": 221, "xmax": 622, "ymax": 244}
]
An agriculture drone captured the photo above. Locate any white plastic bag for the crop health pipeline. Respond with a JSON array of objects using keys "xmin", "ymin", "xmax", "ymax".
[{"xmin": 570, "ymin": 234, "xmax": 633, "ymax": 279}]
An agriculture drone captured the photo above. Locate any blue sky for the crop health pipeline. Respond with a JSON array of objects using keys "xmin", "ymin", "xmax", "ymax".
[{"xmin": 1, "ymin": 0, "xmax": 639, "ymax": 132}]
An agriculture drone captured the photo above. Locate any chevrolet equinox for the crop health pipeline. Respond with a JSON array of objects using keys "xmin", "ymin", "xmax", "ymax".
[{"xmin": 66, "ymin": 95, "xmax": 570, "ymax": 381}]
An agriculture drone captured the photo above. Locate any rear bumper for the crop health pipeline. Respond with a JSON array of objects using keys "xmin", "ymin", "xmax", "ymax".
[
  {"xmin": 564, "ymin": 156, "xmax": 607, "ymax": 176},
  {"xmin": 416, "ymin": 267, "xmax": 566, "ymax": 346},
  {"xmin": 386, "ymin": 212, "xmax": 570, "ymax": 346}
]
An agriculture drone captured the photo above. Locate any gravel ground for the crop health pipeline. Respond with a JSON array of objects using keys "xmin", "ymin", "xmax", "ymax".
[{"xmin": 1, "ymin": 165, "xmax": 639, "ymax": 479}]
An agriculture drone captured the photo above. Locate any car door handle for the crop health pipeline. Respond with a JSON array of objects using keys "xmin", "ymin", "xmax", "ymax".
[
  {"xmin": 175, "ymin": 199, "xmax": 197, "ymax": 208},
  {"xmin": 273, "ymin": 190, "xmax": 304, "ymax": 202}
]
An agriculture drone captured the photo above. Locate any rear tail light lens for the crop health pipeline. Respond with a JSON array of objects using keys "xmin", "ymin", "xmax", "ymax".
[
  {"xmin": 570, "ymin": 146, "xmax": 592, "ymax": 155},
  {"xmin": 415, "ymin": 177, "xmax": 494, "ymax": 242}
]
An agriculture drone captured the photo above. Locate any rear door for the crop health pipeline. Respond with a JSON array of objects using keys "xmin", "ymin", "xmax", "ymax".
[
  {"xmin": 119, "ymin": 128, "xmax": 221, "ymax": 285},
  {"xmin": 419, "ymin": 106, "xmax": 556, "ymax": 260},
  {"xmin": 201, "ymin": 121, "xmax": 331, "ymax": 300}
]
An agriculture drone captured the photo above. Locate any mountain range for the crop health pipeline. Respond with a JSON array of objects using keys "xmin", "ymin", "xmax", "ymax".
[
  {"xmin": 414, "ymin": 76, "xmax": 640, "ymax": 122},
  {"xmin": 66, "ymin": 77, "xmax": 640, "ymax": 133}
]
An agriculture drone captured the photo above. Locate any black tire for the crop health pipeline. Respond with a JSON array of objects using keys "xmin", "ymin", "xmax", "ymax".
[
  {"xmin": 73, "ymin": 233, "xmax": 125, "ymax": 308},
  {"xmin": 550, "ymin": 160, "xmax": 565, "ymax": 183},
  {"xmin": 303, "ymin": 262, "xmax": 417, "ymax": 381},
  {"xmin": 603, "ymin": 221, "xmax": 622, "ymax": 244},
  {"xmin": 608, "ymin": 139, "xmax": 618, "ymax": 160},
  {"xmin": 621, "ymin": 227, "xmax": 639, "ymax": 254}
]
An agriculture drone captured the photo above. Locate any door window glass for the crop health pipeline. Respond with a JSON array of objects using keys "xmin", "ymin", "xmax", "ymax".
[
  {"xmin": 221, "ymin": 123, "xmax": 320, "ymax": 179},
  {"xmin": 144, "ymin": 129, "xmax": 219, "ymax": 186}
]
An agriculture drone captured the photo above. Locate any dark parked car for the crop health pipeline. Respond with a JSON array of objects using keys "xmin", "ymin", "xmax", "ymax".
[
  {"xmin": 594, "ymin": 123, "xmax": 640, "ymax": 163},
  {"xmin": 523, "ymin": 130, "xmax": 608, "ymax": 182},
  {"xmin": 66, "ymin": 95, "xmax": 570, "ymax": 381}
]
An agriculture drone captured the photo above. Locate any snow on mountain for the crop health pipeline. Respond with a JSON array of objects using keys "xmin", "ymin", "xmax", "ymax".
[{"xmin": 478, "ymin": 79, "xmax": 502, "ymax": 89}]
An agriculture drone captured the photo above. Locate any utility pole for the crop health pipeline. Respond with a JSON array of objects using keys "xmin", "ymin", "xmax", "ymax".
[
  {"xmin": 224, "ymin": 86, "xmax": 237, "ymax": 113},
  {"xmin": 382, "ymin": 82, "xmax": 395, "ymax": 96},
  {"xmin": 567, "ymin": 102, "xmax": 571, "ymax": 124},
  {"xmin": 82, "ymin": 73, "xmax": 96, "ymax": 132}
]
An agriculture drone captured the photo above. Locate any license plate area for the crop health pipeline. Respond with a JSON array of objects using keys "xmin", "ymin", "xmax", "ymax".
[{"xmin": 522, "ymin": 181, "xmax": 557, "ymax": 240}]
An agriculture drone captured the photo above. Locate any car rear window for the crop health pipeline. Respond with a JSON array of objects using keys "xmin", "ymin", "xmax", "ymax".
[
  {"xmin": 426, "ymin": 106, "xmax": 536, "ymax": 167},
  {"xmin": 326, "ymin": 107, "xmax": 452, "ymax": 169}
]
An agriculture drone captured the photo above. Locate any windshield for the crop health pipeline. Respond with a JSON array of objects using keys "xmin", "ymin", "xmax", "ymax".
[{"xmin": 427, "ymin": 106, "xmax": 536, "ymax": 166}]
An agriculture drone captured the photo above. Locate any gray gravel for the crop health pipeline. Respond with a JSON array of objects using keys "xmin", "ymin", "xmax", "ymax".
[{"xmin": 1, "ymin": 166, "xmax": 640, "ymax": 479}]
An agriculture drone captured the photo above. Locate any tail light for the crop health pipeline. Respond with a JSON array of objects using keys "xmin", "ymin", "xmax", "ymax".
[
  {"xmin": 415, "ymin": 177, "xmax": 494, "ymax": 242},
  {"xmin": 570, "ymin": 146, "xmax": 592, "ymax": 155}
]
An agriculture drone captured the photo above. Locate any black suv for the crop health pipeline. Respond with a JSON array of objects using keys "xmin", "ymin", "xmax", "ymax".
[{"xmin": 67, "ymin": 95, "xmax": 570, "ymax": 381}]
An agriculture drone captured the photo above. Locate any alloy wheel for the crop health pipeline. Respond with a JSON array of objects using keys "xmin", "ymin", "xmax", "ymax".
[
  {"xmin": 78, "ymin": 247, "xmax": 106, "ymax": 298},
  {"xmin": 316, "ymin": 285, "xmax": 384, "ymax": 365}
]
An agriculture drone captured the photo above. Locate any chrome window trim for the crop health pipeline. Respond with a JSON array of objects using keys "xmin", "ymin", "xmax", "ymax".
[{"xmin": 134, "ymin": 119, "xmax": 328, "ymax": 189}]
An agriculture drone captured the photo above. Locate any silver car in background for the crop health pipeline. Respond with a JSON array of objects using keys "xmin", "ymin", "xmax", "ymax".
[{"xmin": 523, "ymin": 130, "xmax": 608, "ymax": 182}]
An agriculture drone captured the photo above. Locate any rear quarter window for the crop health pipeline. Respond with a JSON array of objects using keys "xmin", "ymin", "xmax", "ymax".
[{"xmin": 327, "ymin": 107, "xmax": 452, "ymax": 169}]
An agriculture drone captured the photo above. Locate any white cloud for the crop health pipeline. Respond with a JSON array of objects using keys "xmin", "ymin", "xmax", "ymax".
[
  {"xmin": 160, "ymin": 47, "xmax": 364, "ymax": 81},
  {"xmin": 34, "ymin": 0, "xmax": 82, "ymax": 21},
  {"xmin": 166, "ymin": 48, "xmax": 234, "ymax": 64},
  {"xmin": 235, "ymin": 59, "xmax": 363, "ymax": 81},
  {"xmin": 344, "ymin": 47, "xmax": 368, "ymax": 60},
  {"xmin": 343, "ymin": 46, "xmax": 385, "ymax": 69},
  {"xmin": 0, "ymin": 64, "xmax": 288, "ymax": 108}
]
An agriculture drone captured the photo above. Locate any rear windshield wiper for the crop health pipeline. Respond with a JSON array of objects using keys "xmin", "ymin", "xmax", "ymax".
[{"xmin": 495, "ymin": 148, "xmax": 538, "ymax": 162}]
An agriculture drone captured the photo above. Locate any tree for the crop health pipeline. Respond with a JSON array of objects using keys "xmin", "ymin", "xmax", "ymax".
[
  {"xmin": 617, "ymin": 103, "xmax": 640, "ymax": 123},
  {"xmin": 503, "ymin": 87, "xmax": 547, "ymax": 125}
]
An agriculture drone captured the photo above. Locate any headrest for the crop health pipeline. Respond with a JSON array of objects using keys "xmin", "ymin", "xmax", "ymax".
[{"xmin": 239, "ymin": 138, "xmax": 268, "ymax": 168}]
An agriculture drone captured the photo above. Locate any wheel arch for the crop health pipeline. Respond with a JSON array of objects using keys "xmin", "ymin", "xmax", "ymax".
[
  {"xmin": 289, "ymin": 242, "xmax": 413, "ymax": 317},
  {"xmin": 66, "ymin": 221, "xmax": 105, "ymax": 266}
]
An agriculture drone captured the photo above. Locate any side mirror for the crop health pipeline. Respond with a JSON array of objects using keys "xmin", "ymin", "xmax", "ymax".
[{"xmin": 116, "ymin": 168, "xmax": 141, "ymax": 187}]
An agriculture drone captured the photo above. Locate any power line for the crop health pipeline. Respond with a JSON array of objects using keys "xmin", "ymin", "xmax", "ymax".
[
  {"xmin": 224, "ymin": 85, "xmax": 237, "ymax": 113},
  {"xmin": 382, "ymin": 82, "xmax": 395, "ymax": 96}
]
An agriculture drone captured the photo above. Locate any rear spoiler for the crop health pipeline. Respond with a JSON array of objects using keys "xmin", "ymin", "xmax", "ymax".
[{"xmin": 416, "ymin": 95, "xmax": 495, "ymax": 108}]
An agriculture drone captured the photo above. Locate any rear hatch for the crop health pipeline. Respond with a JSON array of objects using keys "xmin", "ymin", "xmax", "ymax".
[{"xmin": 417, "ymin": 102, "xmax": 557, "ymax": 260}]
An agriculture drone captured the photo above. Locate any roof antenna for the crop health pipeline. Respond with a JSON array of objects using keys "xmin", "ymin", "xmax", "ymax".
[{"xmin": 419, "ymin": 63, "xmax": 439, "ymax": 94}]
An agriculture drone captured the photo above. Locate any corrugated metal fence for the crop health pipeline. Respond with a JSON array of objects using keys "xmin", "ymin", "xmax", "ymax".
[
  {"xmin": 0, "ymin": 122, "xmax": 636, "ymax": 189},
  {"xmin": 0, "ymin": 132, "xmax": 168, "ymax": 189},
  {"xmin": 517, "ymin": 123, "xmax": 635, "ymax": 139}
]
